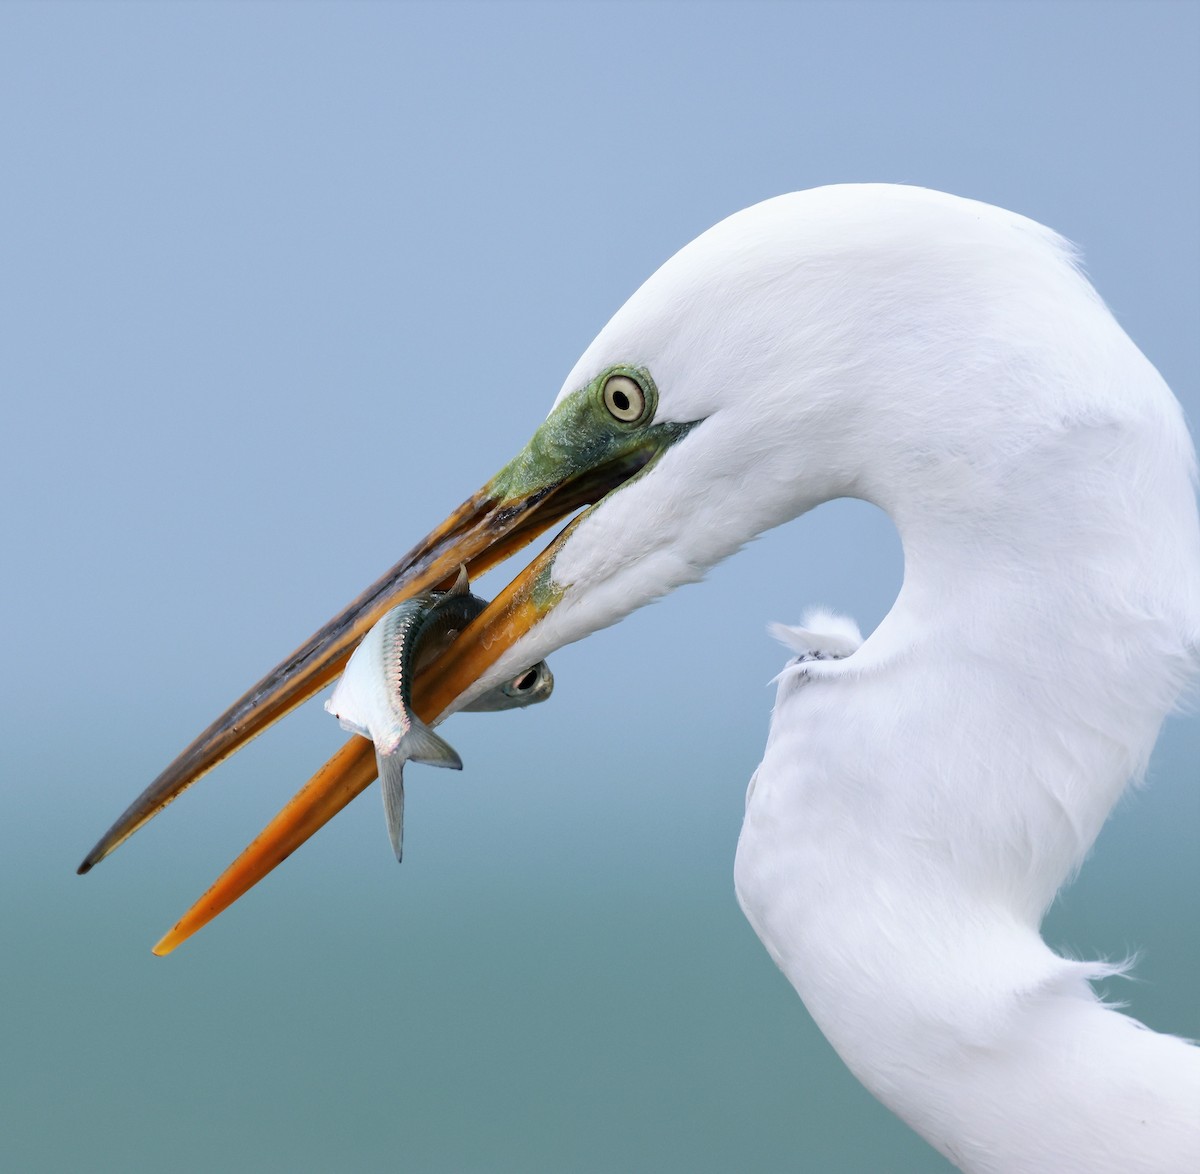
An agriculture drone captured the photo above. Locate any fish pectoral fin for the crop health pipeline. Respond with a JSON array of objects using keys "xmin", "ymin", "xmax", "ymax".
[
  {"xmin": 378, "ymin": 752, "xmax": 406, "ymax": 863},
  {"xmin": 401, "ymin": 722, "xmax": 464, "ymax": 771},
  {"xmin": 448, "ymin": 564, "xmax": 469, "ymax": 596}
]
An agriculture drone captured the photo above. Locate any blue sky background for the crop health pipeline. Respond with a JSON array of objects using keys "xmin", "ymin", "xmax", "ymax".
[{"xmin": 2, "ymin": 2, "xmax": 1197, "ymax": 1170}]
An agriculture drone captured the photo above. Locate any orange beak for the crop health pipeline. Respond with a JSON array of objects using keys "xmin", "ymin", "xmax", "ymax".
[
  {"xmin": 78, "ymin": 452, "xmax": 644, "ymax": 951},
  {"xmin": 80, "ymin": 364, "xmax": 691, "ymax": 953}
]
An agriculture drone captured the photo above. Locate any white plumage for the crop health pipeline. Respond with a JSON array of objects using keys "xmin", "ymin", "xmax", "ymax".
[
  {"xmin": 119, "ymin": 183, "xmax": 1198, "ymax": 1169},
  {"xmin": 472, "ymin": 186, "xmax": 1200, "ymax": 1172}
]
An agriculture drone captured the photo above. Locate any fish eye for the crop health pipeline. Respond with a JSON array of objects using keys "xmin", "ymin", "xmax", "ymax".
[
  {"xmin": 602, "ymin": 374, "xmax": 646, "ymax": 424},
  {"xmin": 512, "ymin": 669, "xmax": 539, "ymax": 692}
]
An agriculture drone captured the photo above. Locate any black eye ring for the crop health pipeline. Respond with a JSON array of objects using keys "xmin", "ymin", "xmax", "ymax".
[{"xmin": 602, "ymin": 374, "xmax": 646, "ymax": 423}]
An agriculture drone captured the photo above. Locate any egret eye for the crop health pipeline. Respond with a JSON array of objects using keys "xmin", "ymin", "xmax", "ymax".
[{"xmin": 602, "ymin": 374, "xmax": 646, "ymax": 423}]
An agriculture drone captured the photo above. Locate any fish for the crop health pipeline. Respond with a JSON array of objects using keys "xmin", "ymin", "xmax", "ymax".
[{"xmin": 325, "ymin": 568, "xmax": 553, "ymax": 861}]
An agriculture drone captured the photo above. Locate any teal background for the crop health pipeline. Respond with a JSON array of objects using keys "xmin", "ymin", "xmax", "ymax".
[{"xmin": 2, "ymin": 3, "xmax": 1196, "ymax": 1171}]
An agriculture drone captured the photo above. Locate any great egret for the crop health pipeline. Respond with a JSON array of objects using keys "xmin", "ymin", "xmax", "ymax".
[{"xmin": 81, "ymin": 185, "xmax": 1200, "ymax": 1173}]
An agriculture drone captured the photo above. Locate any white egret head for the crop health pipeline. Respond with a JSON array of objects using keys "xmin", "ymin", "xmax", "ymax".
[{"xmin": 459, "ymin": 183, "xmax": 1196, "ymax": 697}]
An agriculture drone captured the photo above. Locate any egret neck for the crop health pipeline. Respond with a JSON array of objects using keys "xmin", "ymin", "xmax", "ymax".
[{"xmin": 734, "ymin": 241, "xmax": 1200, "ymax": 1172}]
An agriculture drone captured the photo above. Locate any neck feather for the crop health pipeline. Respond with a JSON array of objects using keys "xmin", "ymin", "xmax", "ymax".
[{"xmin": 736, "ymin": 329, "xmax": 1200, "ymax": 1172}]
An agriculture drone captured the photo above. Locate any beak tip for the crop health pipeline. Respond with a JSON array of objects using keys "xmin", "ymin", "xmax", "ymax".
[
  {"xmin": 78, "ymin": 830, "xmax": 121, "ymax": 876},
  {"xmin": 76, "ymin": 847, "xmax": 103, "ymax": 875}
]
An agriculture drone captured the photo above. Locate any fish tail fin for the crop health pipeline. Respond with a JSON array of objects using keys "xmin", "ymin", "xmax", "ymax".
[
  {"xmin": 376, "ymin": 721, "xmax": 460, "ymax": 862},
  {"xmin": 377, "ymin": 752, "xmax": 406, "ymax": 862},
  {"xmin": 400, "ymin": 721, "xmax": 463, "ymax": 771}
]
